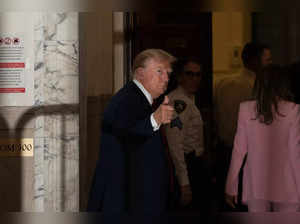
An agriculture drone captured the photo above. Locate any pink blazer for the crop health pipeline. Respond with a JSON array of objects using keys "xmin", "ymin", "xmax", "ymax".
[{"xmin": 226, "ymin": 100, "xmax": 300, "ymax": 203}]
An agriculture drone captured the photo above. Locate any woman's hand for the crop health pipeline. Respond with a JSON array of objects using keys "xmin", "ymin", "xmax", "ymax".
[{"xmin": 225, "ymin": 193, "xmax": 238, "ymax": 208}]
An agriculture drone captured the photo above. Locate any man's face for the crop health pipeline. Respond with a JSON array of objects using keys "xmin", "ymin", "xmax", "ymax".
[
  {"xmin": 261, "ymin": 48, "xmax": 272, "ymax": 67},
  {"xmin": 139, "ymin": 58, "xmax": 171, "ymax": 99},
  {"xmin": 180, "ymin": 62, "xmax": 202, "ymax": 95}
]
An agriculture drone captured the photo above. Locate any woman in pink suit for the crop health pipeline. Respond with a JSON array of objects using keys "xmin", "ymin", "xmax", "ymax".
[{"xmin": 225, "ymin": 64, "xmax": 300, "ymax": 212}]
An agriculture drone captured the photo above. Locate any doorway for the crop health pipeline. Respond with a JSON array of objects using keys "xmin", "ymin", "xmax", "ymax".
[
  {"xmin": 127, "ymin": 11, "xmax": 213, "ymax": 148},
  {"xmin": 125, "ymin": 11, "xmax": 214, "ymax": 211},
  {"xmin": 126, "ymin": 12, "xmax": 212, "ymax": 110}
]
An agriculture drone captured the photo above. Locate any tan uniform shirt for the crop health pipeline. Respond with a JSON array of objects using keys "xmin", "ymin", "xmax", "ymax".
[
  {"xmin": 213, "ymin": 68, "xmax": 256, "ymax": 147},
  {"xmin": 164, "ymin": 86, "xmax": 205, "ymax": 187}
]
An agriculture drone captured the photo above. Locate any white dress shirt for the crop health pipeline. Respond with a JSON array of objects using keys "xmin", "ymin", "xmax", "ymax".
[{"xmin": 133, "ymin": 79, "xmax": 160, "ymax": 131}]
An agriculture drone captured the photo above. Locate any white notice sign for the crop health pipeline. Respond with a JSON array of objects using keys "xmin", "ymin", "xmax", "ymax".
[
  {"xmin": 0, "ymin": 35, "xmax": 26, "ymax": 93},
  {"xmin": 0, "ymin": 13, "xmax": 34, "ymax": 106}
]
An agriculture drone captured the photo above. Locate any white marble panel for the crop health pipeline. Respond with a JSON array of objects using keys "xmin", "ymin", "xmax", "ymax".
[
  {"xmin": 44, "ymin": 41, "xmax": 59, "ymax": 74},
  {"xmin": 44, "ymin": 41, "xmax": 79, "ymax": 76},
  {"xmin": 44, "ymin": 135, "xmax": 79, "ymax": 211},
  {"xmin": 33, "ymin": 13, "xmax": 45, "ymax": 41},
  {"xmin": 34, "ymin": 40, "xmax": 45, "ymax": 106},
  {"xmin": 57, "ymin": 12, "xmax": 78, "ymax": 41},
  {"xmin": 43, "ymin": 136, "xmax": 59, "ymax": 211},
  {"xmin": 57, "ymin": 41, "xmax": 79, "ymax": 75},
  {"xmin": 44, "ymin": 13, "xmax": 60, "ymax": 41},
  {"xmin": 44, "ymin": 114, "xmax": 79, "ymax": 139},
  {"xmin": 34, "ymin": 137, "xmax": 45, "ymax": 211},
  {"xmin": 33, "ymin": 12, "xmax": 79, "ymax": 212},
  {"xmin": 62, "ymin": 156, "xmax": 79, "ymax": 211},
  {"xmin": 43, "ymin": 74, "xmax": 79, "ymax": 104}
]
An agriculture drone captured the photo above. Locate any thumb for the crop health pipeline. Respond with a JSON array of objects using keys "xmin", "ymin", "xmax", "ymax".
[{"xmin": 163, "ymin": 95, "xmax": 169, "ymax": 105}]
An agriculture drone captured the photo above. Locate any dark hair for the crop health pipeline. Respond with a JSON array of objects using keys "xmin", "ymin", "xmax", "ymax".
[
  {"xmin": 252, "ymin": 64, "xmax": 294, "ymax": 125},
  {"xmin": 166, "ymin": 57, "xmax": 202, "ymax": 93},
  {"xmin": 287, "ymin": 61, "xmax": 300, "ymax": 103},
  {"xmin": 172, "ymin": 57, "xmax": 202, "ymax": 77},
  {"xmin": 241, "ymin": 42, "xmax": 270, "ymax": 67}
]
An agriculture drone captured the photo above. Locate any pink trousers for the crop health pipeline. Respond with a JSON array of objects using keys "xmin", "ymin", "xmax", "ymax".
[{"xmin": 247, "ymin": 199, "xmax": 300, "ymax": 212}]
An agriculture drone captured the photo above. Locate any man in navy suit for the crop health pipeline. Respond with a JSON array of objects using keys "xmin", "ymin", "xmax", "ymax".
[{"xmin": 87, "ymin": 49, "xmax": 176, "ymax": 215}]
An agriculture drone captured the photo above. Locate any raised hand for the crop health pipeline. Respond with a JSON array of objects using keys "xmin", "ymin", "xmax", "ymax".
[{"xmin": 153, "ymin": 96, "xmax": 174, "ymax": 125}]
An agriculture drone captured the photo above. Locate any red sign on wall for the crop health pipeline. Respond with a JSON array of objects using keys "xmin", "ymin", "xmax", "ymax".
[{"xmin": 0, "ymin": 36, "xmax": 25, "ymax": 93}]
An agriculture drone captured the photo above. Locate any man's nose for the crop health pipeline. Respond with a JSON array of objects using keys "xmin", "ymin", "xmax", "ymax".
[{"xmin": 163, "ymin": 71, "xmax": 169, "ymax": 82}]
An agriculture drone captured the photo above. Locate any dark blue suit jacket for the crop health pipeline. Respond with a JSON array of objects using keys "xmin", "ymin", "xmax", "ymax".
[{"xmin": 87, "ymin": 81, "xmax": 170, "ymax": 214}]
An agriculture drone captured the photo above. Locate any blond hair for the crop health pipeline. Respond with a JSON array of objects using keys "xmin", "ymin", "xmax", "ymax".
[{"xmin": 132, "ymin": 49, "xmax": 176, "ymax": 79}]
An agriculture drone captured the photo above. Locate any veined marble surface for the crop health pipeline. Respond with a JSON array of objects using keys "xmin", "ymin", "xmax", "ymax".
[
  {"xmin": 34, "ymin": 13, "xmax": 78, "ymax": 41},
  {"xmin": 33, "ymin": 12, "xmax": 79, "ymax": 212}
]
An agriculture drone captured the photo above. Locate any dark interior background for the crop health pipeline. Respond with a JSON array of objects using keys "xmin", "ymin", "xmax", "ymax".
[{"xmin": 125, "ymin": 11, "xmax": 214, "ymax": 172}]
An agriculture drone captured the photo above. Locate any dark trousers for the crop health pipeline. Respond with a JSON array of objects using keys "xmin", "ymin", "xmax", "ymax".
[{"xmin": 172, "ymin": 151, "xmax": 212, "ymax": 214}]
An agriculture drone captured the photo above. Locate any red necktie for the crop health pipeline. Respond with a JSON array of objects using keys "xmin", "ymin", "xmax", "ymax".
[{"xmin": 152, "ymin": 98, "xmax": 174, "ymax": 193}]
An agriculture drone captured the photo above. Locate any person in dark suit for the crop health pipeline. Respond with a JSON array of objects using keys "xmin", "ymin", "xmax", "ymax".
[{"xmin": 87, "ymin": 49, "xmax": 176, "ymax": 215}]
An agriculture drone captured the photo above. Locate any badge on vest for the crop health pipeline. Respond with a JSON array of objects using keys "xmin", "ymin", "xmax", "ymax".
[{"xmin": 171, "ymin": 100, "xmax": 186, "ymax": 130}]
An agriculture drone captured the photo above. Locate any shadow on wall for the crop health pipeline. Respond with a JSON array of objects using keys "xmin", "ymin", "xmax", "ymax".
[
  {"xmin": 0, "ymin": 95, "xmax": 114, "ymax": 211},
  {"xmin": 80, "ymin": 94, "xmax": 112, "ymax": 211},
  {"xmin": 0, "ymin": 104, "xmax": 78, "ymax": 211}
]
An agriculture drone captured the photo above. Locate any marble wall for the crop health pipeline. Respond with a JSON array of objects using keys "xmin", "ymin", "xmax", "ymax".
[{"xmin": 33, "ymin": 12, "xmax": 79, "ymax": 211}]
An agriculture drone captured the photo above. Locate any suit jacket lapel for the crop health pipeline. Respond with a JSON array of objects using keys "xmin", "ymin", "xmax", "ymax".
[{"xmin": 128, "ymin": 81, "xmax": 153, "ymax": 113}]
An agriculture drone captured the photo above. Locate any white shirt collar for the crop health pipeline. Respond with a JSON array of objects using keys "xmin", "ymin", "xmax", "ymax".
[{"xmin": 133, "ymin": 79, "xmax": 153, "ymax": 105}]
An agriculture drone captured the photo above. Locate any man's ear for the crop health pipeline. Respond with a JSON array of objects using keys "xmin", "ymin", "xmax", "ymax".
[{"xmin": 135, "ymin": 67, "xmax": 145, "ymax": 80}]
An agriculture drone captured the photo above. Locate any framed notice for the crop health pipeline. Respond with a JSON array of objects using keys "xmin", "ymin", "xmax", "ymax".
[
  {"xmin": 0, "ymin": 13, "xmax": 34, "ymax": 106},
  {"xmin": 0, "ymin": 35, "xmax": 26, "ymax": 93}
]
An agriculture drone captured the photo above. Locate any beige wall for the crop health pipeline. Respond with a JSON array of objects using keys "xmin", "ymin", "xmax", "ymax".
[
  {"xmin": 113, "ymin": 12, "xmax": 125, "ymax": 93},
  {"xmin": 212, "ymin": 12, "xmax": 252, "ymax": 76},
  {"xmin": 81, "ymin": 12, "xmax": 252, "ymax": 94},
  {"xmin": 81, "ymin": 11, "xmax": 113, "ymax": 96},
  {"xmin": 80, "ymin": 11, "xmax": 115, "ymax": 210}
]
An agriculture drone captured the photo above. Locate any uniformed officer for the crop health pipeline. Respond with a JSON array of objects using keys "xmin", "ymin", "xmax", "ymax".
[{"xmin": 164, "ymin": 58, "xmax": 205, "ymax": 209}]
